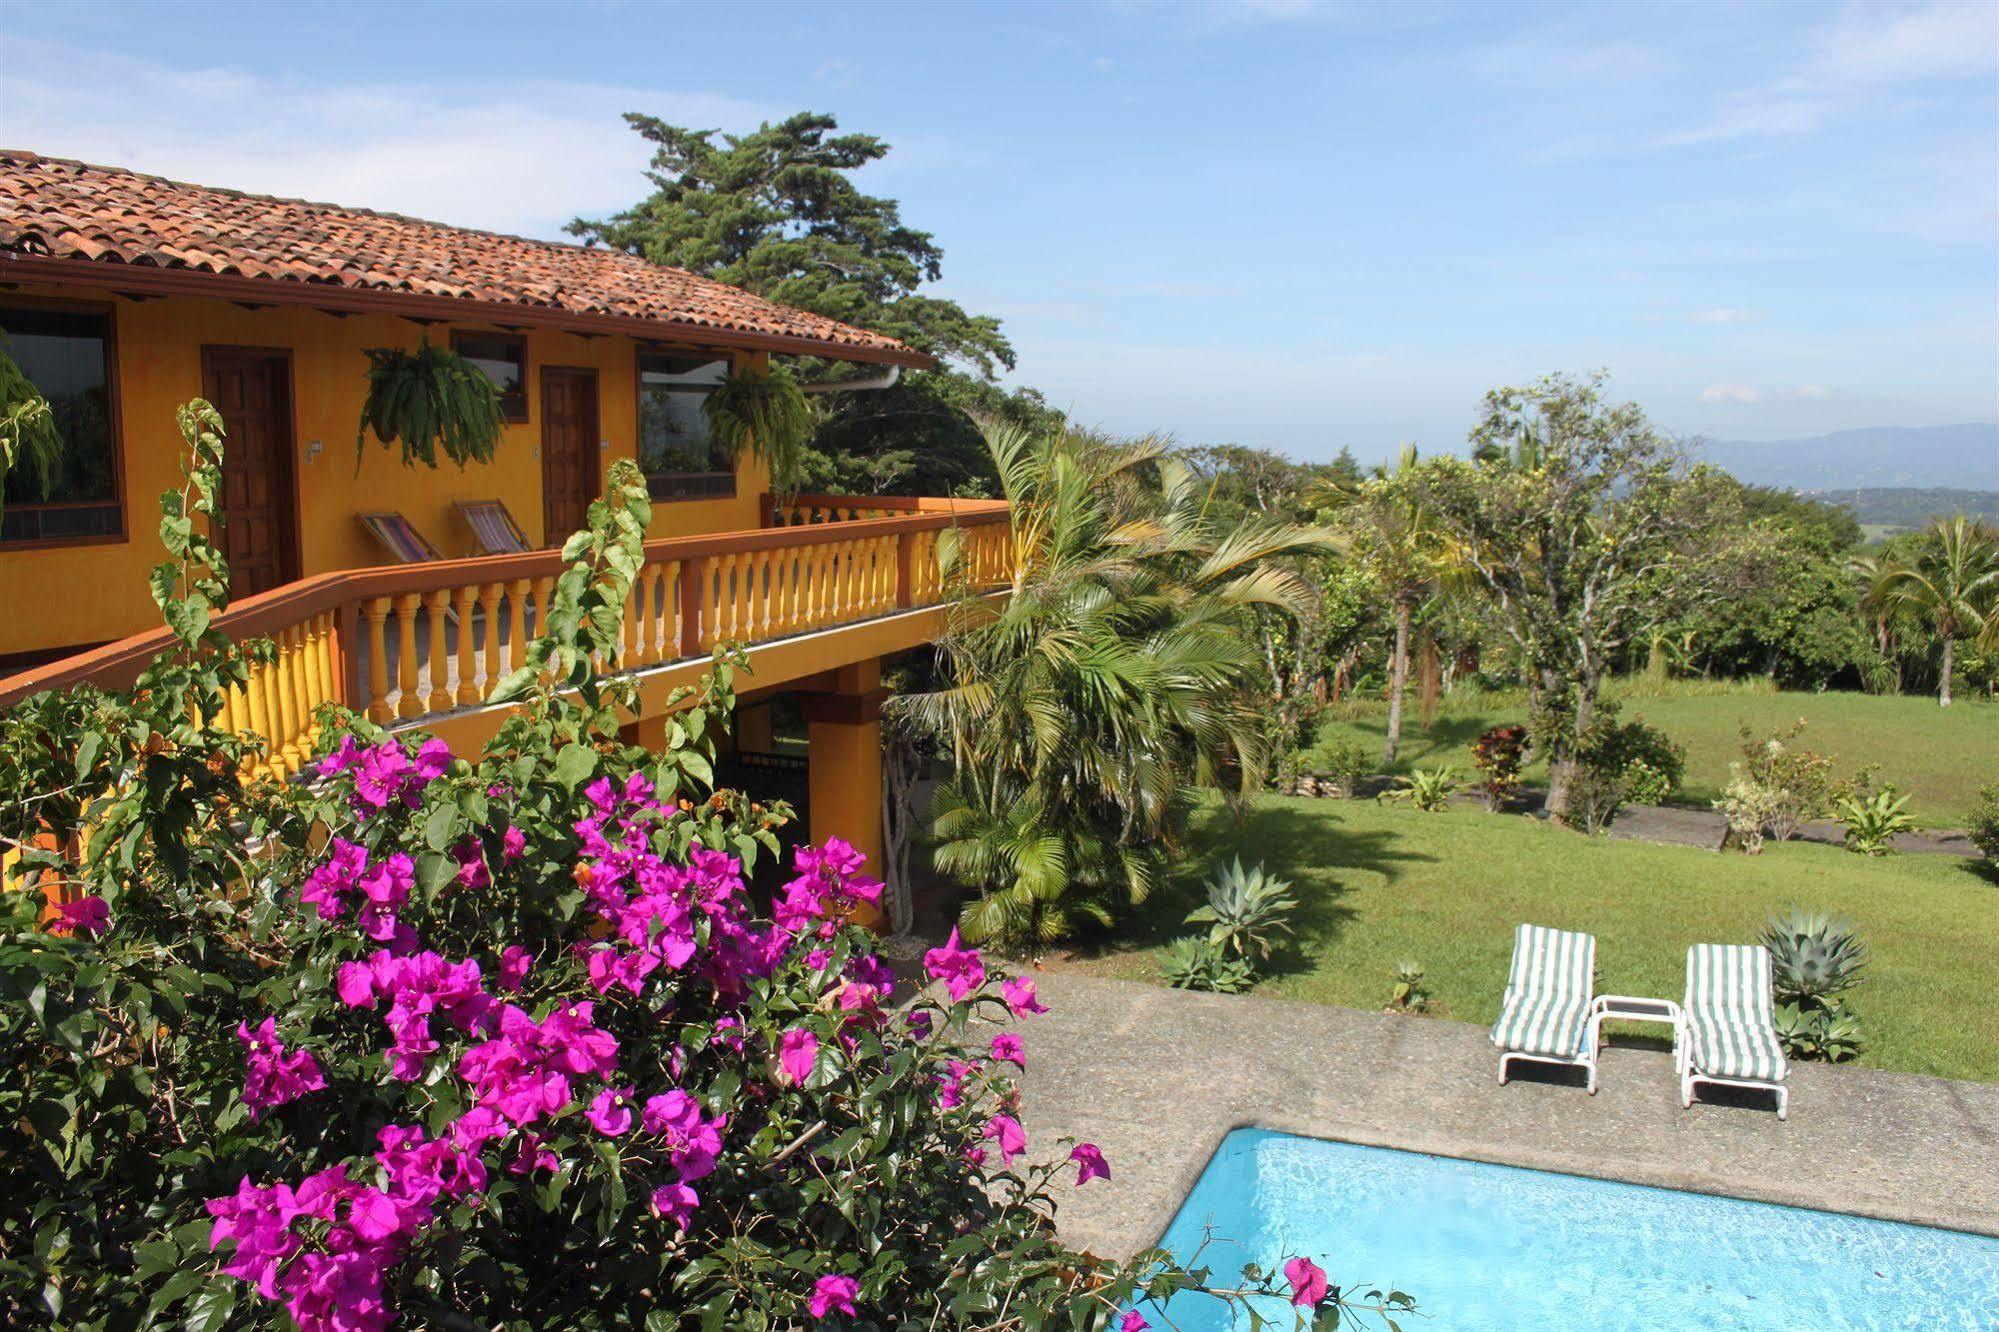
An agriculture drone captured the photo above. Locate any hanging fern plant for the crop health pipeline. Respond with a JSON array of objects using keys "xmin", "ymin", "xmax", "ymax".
[
  {"xmin": 356, "ymin": 338, "xmax": 505, "ymax": 471},
  {"xmin": 0, "ymin": 343, "xmax": 64, "ymax": 517},
  {"xmin": 703, "ymin": 363, "xmax": 815, "ymax": 495}
]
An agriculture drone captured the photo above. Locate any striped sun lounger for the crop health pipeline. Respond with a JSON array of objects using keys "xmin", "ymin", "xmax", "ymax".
[
  {"xmin": 1679, "ymin": 944, "xmax": 1789, "ymax": 1119},
  {"xmin": 357, "ymin": 511, "xmax": 444, "ymax": 564},
  {"xmin": 455, "ymin": 499, "xmax": 532, "ymax": 555},
  {"xmin": 1491, "ymin": 924, "xmax": 1600, "ymax": 1093}
]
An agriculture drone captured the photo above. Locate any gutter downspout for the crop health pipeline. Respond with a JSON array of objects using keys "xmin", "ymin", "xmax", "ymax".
[{"xmin": 798, "ymin": 365, "xmax": 901, "ymax": 395}]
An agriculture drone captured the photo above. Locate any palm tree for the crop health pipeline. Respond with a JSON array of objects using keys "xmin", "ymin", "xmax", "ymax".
[
  {"xmin": 893, "ymin": 419, "xmax": 1335, "ymax": 950},
  {"xmin": 1878, "ymin": 517, "xmax": 1999, "ymax": 707},
  {"xmin": 1311, "ymin": 445, "xmax": 1461, "ymax": 764}
]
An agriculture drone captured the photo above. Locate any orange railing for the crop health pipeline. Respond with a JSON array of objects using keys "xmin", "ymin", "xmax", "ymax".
[{"xmin": 0, "ymin": 495, "xmax": 1012, "ymax": 780}]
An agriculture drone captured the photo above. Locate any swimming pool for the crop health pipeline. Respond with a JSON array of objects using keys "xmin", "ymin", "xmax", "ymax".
[{"xmin": 1151, "ymin": 1129, "xmax": 1999, "ymax": 1330}]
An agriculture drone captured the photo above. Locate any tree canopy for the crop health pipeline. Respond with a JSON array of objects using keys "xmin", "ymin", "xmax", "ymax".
[{"xmin": 572, "ymin": 112, "xmax": 1056, "ymax": 495}]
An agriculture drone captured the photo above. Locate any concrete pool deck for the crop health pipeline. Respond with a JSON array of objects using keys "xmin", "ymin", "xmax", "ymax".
[{"xmin": 1014, "ymin": 973, "xmax": 1999, "ymax": 1258}]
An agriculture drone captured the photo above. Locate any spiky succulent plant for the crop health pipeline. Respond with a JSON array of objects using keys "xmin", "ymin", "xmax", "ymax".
[
  {"xmin": 1762, "ymin": 907, "xmax": 1868, "ymax": 1008},
  {"xmin": 1185, "ymin": 857, "xmax": 1298, "ymax": 961}
]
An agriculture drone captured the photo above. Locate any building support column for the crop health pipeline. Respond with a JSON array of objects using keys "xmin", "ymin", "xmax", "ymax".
[{"xmin": 799, "ymin": 659, "xmax": 886, "ymax": 928}]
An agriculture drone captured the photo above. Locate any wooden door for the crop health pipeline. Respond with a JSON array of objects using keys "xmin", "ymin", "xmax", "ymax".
[
  {"xmin": 540, "ymin": 366, "xmax": 599, "ymax": 542},
  {"xmin": 202, "ymin": 349, "xmax": 299, "ymax": 598}
]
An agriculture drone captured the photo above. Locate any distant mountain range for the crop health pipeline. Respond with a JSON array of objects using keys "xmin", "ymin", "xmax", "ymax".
[{"xmin": 1698, "ymin": 423, "xmax": 1998, "ymax": 490}]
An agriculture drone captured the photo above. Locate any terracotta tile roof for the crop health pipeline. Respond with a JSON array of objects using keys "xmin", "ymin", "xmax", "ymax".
[{"xmin": 0, "ymin": 150, "xmax": 926, "ymax": 365}]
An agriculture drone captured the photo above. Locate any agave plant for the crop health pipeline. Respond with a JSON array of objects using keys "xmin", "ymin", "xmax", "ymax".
[
  {"xmin": 1773, "ymin": 1003, "xmax": 1864, "ymax": 1063},
  {"xmin": 1389, "ymin": 960, "xmax": 1430, "ymax": 1013},
  {"xmin": 1159, "ymin": 934, "xmax": 1256, "ymax": 994},
  {"xmin": 1185, "ymin": 857, "xmax": 1297, "ymax": 962},
  {"xmin": 1762, "ymin": 907, "xmax": 1868, "ymax": 1009},
  {"xmin": 1835, "ymin": 786, "xmax": 1915, "ymax": 856},
  {"xmin": 1380, "ymin": 766, "xmax": 1458, "ymax": 813}
]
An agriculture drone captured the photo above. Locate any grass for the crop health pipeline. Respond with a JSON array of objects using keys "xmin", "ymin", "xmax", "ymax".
[
  {"xmin": 1064, "ymin": 796, "xmax": 1999, "ymax": 1083},
  {"xmin": 1309, "ymin": 678, "xmax": 1998, "ymax": 826}
]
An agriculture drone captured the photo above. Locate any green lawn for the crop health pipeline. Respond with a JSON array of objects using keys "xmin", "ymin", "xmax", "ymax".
[
  {"xmin": 1310, "ymin": 679, "xmax": 1998, "ymax": 826},
  {"xmin": 1064, "ymin": 797, "xmax": 1999, "ymax": 1082}
]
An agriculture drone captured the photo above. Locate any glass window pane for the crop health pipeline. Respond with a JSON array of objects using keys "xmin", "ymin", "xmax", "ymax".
[
  {"xmin": 637, "ymin": 355, "xmax": 731, "ymax": 491},
  {"xmin": 453, "ymin": 332, "xmax": 527, "ymax": 420},
  {"xmin": 0, "ymin": 305, "xmax": 119, "ymax": 539}
]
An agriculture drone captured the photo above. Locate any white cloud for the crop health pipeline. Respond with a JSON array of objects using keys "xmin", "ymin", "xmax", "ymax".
[
  {"xmin": 1700, "ymin": 383, "xmax": 1762, "ymax": 404},
  {"xmin": 1793, "ymin": 384, "xmax": 1829, "ymax": 400},
  {"xmin": 0, "ymin": 37, "xmax": 776, "ymax": 239},
  {"xmin": 1688, "ymin": 307, "xmax": 1760, "ymax": 325},
  {"xmin": 1810, "ymin": 2, "xmax": 1999, "ymax": 85}
]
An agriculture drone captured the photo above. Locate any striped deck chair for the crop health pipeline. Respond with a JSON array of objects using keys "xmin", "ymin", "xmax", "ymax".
[
  {"xmin": 356, "ymin": 512, "xmax": 443, "ymax": 564},
  {"xmin": 455, "ymin": 499, "xmax": 532, "ymax": 555},
  {"xmin": 1679, "ymin": 944, "xmax": 1789, "ymax": 1119},
  {"xmin": 1492, "ymin": 924, "xmax": 1600, "ymax": 1093}
]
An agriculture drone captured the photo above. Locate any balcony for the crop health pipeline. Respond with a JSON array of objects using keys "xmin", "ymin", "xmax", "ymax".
[{"xmin": 0, "ymin": 494, "xmax": 1012, "ymax": 778}]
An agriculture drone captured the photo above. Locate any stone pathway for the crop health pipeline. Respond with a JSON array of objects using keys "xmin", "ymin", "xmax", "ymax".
[{"xmin": 1013, "ymin": 973, "xmax": 1999, "ymax": 1259}]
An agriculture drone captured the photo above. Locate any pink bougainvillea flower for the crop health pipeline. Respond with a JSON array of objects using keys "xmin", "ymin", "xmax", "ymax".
[
  {"xmin": 1070, "ymin": 1143, "xmax": 1110, "ymax": 1185},
  {"xmin": 587, "ymin": 1086, "xmax": 636, "ymax": 1136},
  {"xmin": 452, "ymin": 839, "xmax": 490, "ymax": 890},
  {"xmin": 777, "ymin": 1027, "xmax": 819, "ymax": 1086},
  {"xmin": 502, "ymin": 825, "xmax": 526, "ymax": 861},
  {"xmin": 962, "ymin": 1144, "xmax": 987, "ymax": 1167},
  {"xmin": 651, "ymin": 1181, "xmax": 699, "ymax": 1233},
  {"xmin": 641, "ymin": 1089, "xmax": 727, "ymax": 1181},
  {"xmin": 923, "ymin": 928, "xmax": 986, "ymax": 1002},
  {"xmin": 905, "ymin": 1010, "xmax": 934, "ymax": 1041},
  {"xmin": 495, "ymin": 945, "xmax": 533, "ymax": 992},
  {"xmin": 507, "ymin": 1133, "xmax": 560, "ymax": 1176},
  {"xmin": 1119, "ymin": 1313, "xmax": 1150, "ymax": 1332},
  {"xmin": 983, "ymin": 1113, "xmax": 1027, "ymax": 1166},
  {"xmin": 807, "ymin": 1272, "xmax": 859, "ymax": 1319},
  {"xmin": 988, "ymin": 1032, "xmax": 1026, "ymax": 1070},
  {"xmin": 52, "ymin": 894, "xmax": 111, "ymax": 938},
  {"xmin": 237, "ymin": 1018, "xmax": 326, "ymax": 1121},
  {"xmin": 1284, "ymin": 1256, "xmax": 1329, "ymax": 1308},
  {"xmin": 1001, "ymin": 975, "xmax": 1048, "ymax": 1016}
]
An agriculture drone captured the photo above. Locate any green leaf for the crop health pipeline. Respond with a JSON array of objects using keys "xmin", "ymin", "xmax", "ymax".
[{"xmin": 553, "ymin": 742, "xmax": 598, "ymax": 792}]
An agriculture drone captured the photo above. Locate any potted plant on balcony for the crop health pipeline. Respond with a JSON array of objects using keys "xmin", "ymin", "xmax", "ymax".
[
  {"xmin": 356, "ymin": 337, "xmax": 505, "ymax": 470},
  {"xmin": 703, "ymin": 362, "xmax": 814, "ymax": 494}
]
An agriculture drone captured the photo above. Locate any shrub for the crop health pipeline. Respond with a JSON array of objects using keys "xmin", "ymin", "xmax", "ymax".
[
  {"xmin": 1469, "ymin": 723, "xmax": 1529, "ymax": 812},
  {"xmin": 1714, "ymin": 766, "xmax": 1782, "ymax": 854},
  {"xmin": 1380, "ymin": 766, "xmax": 1458, "ymax": 813},
  {"xmin": 1966, "ymin": 785, "xmax": 1999, "ymax": 862},
  {"xmin": 1185, "ymin": 858, "xmax": 1297, "ymax": 963},
  {"xmin": 1314, "ymin": 736, "xmax": 1372, "ymax": 798},
  {"xmin": 0, "ymin": 406, "xmax": 1405, "ymax": 1331},
  {"xmin": 1736, "ymin": 721, "xmax": 1842, "ymax": 842},
  {"xmin": 1590, "ymin": 716, "xmax": 1686, "ymax": 802},
  {"xmin": 1835, "ymin": 786, "xmax": 1915, "ymax": 856},
  {"xmin": 1160, "ymin": 935, "xmax": 1257, "ymax": 994},
  {"xmin": 1762, "ymin": 908, "xmax": 1867, "ymax": 1063}
]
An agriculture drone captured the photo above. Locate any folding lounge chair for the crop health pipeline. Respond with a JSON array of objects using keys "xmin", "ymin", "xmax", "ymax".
[
  {"xmin": 356, "ymin": 512, "xmax": 444, "ymax": 564},
  {"xmin": 1680, "ymin": 944, "xmax": 1789, "ymax": 1119},
  {"xmin": 1492, "ymin": 924, "xmax": 1600, "ymax": 1093},
  {"xmin": 455, "ymin": 499, "xmax": 532, "ymax": 556}
]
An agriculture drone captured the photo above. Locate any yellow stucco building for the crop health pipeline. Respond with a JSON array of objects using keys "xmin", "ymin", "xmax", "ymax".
[{"xmin": 0, "ymin": 151, "xmax": 1011, "ymax": 901}]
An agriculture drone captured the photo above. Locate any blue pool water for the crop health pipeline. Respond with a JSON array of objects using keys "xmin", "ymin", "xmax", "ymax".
[{"xmin": 1153, "ymin": 1129, "xmax": 1999, "ymax": 1330}]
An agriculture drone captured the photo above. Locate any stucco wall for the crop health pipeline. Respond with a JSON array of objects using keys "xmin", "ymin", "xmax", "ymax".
[{"xmin": 0, "ymin": 283, "xmax": 771, "ymax": 658}]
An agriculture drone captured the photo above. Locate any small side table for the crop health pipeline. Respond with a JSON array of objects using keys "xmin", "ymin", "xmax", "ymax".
[{"xmin": 1589, "ymin": 994, "xmax": 1683, "ymax": 1057}]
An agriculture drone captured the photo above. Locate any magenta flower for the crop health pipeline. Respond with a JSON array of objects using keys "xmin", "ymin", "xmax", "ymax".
[
  {"xmin": 807, "ymin": 1272, "xmax": 859, "ymax": 1319},
  {"xmin": 1070, "ymin": 1142, "xmax": 1110, "ymax": 1185},
  {"xmin": 587, "ymin": 1086, "xmax": 636, "ymax": 1135},
  {"xmin": 1285, "ymin": 1256, "xmax": 1329, "ymax": 1308},
  {"xmin": 777, "ymin": 1027, "xmax": 819, "ymax": 1086},
  {"xmin": 984, "ymin": 1113, "xmax": 1027, "ymax": 1165},
  {"xmin": 923, "ymin": 928, "xmax": 986, "ymax": 1002},
  {"xmin": 1120, "ymin": 1314, "xmax": 1150, "ymax": 1332},
  {"xmin": 495, "ymin": 945, "xmax": 533, "ymax": 992},
  {"xmin": 1001, "ymin": 975, "xmax": 1048, "ymax": 1016},
  {"xmin": 237, "ymin": 1018, "xmax": 326, "ymax": 1121},
  {"xmin": 641, "ymin": 1089, "xmax": 727, "ymax": 1181},
  {"xmin": 989, "ymin": 1032, "xmax": 1026, "ymax": 1069},
  {"xmin": 651, "ymin": 1181, "xmax": 699, "ymax": 1232},
  {"xmin": 52, "ymin": 894, "xmax": 110, "ymax": 938},
  {"xmin": 502, "ymin": 825, "xmax": 526, "ymax": 861}
]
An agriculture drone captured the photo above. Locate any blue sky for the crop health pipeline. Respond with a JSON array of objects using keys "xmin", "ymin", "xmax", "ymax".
[{"xmin": 3, "ymin": 0, "xmax": 1995, "ymax": 463}]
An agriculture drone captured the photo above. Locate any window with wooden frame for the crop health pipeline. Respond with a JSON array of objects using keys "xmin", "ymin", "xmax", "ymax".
[
  {"xmin": 451, "ymin": 330, "xmax": 529, "ymax": 422},
  {"xmin": 1, "ymin": 302, "xmax": 123, "ymax": 545},
  {"xmin": 635, "ymin": 351, "xmax": 734, "ymax": 500}
]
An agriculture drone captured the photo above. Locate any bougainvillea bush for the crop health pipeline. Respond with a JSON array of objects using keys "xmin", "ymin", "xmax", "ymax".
[{"xmin": 0, "ymin": 407, "xmax": 1415, "ymax": 1330}]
